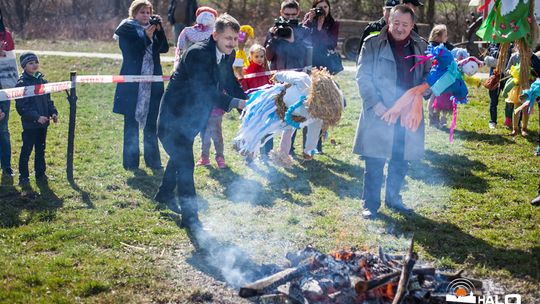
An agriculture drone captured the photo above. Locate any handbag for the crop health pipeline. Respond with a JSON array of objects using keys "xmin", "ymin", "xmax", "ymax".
[
  {"xmin": 483, "ymin": 69, "xmax": 501, "ymax": 91},
  {"xmin": 325, "ymin": 49, "xmax": 343, "ymax": 75}
]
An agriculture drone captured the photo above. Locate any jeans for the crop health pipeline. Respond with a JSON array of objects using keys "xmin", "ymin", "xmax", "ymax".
[
  {"xmin": 0, "ymin": 100, "xmax": 11, "ymax": 170},
  {"xmin": 19, "ymin": 128, "xmax": 47, "ymax": 180},
  {"xmin": 362, "ymin": 122, "xmax": 409, "ymax": 212},
  {"xmin": 123, "ymin": 114, "xmax": 161, "ymax": 169}
]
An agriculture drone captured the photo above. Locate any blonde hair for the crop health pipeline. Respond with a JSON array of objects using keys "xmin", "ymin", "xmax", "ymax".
[
  {"xmin": 129, "ymin": 0, "xmax": 153, "ymax": 18},
  {"xmin": 429, "ymin": 24, "xmax": 447, "ymax": 42},
  {"xmin": 249, "ymin": 44, "xmax": 265, "ymax": 57}
]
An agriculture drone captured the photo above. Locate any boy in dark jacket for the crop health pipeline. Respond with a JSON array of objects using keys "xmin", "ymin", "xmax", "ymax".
[{"xmin": 15, "ymin": 52, "xmax": 58, "ymax": 185}]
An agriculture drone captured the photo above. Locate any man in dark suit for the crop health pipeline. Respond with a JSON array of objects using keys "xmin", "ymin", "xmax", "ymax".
[{"xmin": 156, "ymin": 14, "xmax": 247, "ymax": 228}]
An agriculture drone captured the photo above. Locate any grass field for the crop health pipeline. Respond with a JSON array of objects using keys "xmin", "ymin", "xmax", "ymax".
[{"xmin": 0, "ymin": 55, "xmax": 538, "ymax": 303}]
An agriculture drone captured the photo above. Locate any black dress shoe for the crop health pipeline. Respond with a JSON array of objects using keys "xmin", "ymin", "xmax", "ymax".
[{"xmin": 531, "ymin": 194, "xmax": 540, "ymax": 206}]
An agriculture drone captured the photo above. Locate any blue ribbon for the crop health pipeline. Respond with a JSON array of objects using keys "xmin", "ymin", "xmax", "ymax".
[{"xmin": 284, "ymin": 96, "xmax": 306, "ymax": 129}]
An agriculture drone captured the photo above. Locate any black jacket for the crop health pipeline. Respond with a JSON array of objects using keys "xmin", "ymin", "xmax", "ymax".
[
  {"xmin": 265, "ymin": 26, "xmax": 311, "ymax": 70},
  {"xmin": 113, "ymin": 20, "xmax": 169, "ymax": 117},
  {"xmin": 157, "ymin": 37, "xmax": 247, "ymax": 149},
  {"xmin": 15, "ymin": 72, "xmax": 58, "ymax": 130},
  {"xmin": 358, "ymin": 17, "xmax": 386, "ymax": 56}
]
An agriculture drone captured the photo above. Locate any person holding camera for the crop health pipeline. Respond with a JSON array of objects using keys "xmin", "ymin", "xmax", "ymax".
[
  {"xmin": 113, "ymin": 0, "xmax": 169, "ymax": 171},
  {"xmin": 302, "ymin": 0, "xmax": 340, "ymax": 74},
  {"xmin": 265, "ymin": 0, "xmax": 311, "ymax": 72}
]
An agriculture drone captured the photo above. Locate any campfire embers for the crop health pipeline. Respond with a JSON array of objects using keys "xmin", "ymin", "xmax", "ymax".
[{"xmin": 239, "ymin": 239, "xmax": 483, "ymax": 303}]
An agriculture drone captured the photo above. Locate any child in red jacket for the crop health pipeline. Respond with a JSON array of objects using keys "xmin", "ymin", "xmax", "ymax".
[
  {"xmin": 241, "ymin": 44, "xmax": 271, "ymax": 91},
  {"xmin": 241, "ymin": 44, "xmax": 273, "ymax": 161}
]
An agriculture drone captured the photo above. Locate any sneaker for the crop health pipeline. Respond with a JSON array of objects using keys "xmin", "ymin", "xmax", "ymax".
[
  {"xmin": 362, "ymin": 208, "xmax": 377, "ymax": 219},
  {"xmin": 488, "ymin": 122, "xmax": 496, "ymax": 129},
  {"xmin": 196, "ymin": 157, "xmax": 211, "ymax": 166},
  {"xmin": 535, "ymin": 146, "xmax": 540, "ymax": 156},
  {"xmin": 504, "ymin": 117, "xmax": 512, "ymax": 128},
  {"xmin": 521, "ymin": 129, "xmax": 529, "ymax": 137},
  {"xmin": 215, "ymin": 156, "xmax": 226, "ymax": 169}
]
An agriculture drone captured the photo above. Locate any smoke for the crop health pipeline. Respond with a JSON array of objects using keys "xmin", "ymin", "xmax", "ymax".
[{"xmin": 187, "ymin": 164, "xmax": 305, "ymax": 288}]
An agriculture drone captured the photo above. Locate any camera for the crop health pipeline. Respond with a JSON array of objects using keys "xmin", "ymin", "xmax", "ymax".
[
  {"xmin": 274, "ymin": 16, "xmax": 299, "ymax": 39},
  {"xmin": 314, "ymin": 7, "xmax": 325, "ymax": 17},
  {"xmin": 149, "ymin": 15, "xmax": 161, "ymax": 26}
]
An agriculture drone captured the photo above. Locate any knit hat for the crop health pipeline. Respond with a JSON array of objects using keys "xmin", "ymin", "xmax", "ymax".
[
  {"xmin": 195, "ymin": 7, "xmax": 218, "ymax": 27},
  {"xmin": 20, "ymin": 52, "xmax": 39, "ymax": 69}
]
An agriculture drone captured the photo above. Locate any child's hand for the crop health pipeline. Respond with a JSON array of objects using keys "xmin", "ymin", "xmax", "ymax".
[
  {"xmin": 51, "ymin": 114, "xmax": 58, "ymax": 123},
  {"xmin": 37, "ymin": 116, "xmax": 49, "ymax": 124}
]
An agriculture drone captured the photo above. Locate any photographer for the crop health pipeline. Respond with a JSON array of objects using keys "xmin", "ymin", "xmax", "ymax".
[
  {"xmin": 113, "ymin": 0, "xmax": 169, "ymax": 170},
  {"xmin": 302, "ymin": 0, "xmax": 341, "ymax": 74},
  {"xmin": 265, "ymin": 0, "xmax": 311, "ymax": 71}
]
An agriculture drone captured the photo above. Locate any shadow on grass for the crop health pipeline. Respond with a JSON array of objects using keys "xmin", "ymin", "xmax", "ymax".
[
  {"xmin": 68, "ymin": 177, "xmax": 95, "ymax": 209},
  {"xmin": 210, "ymin": 155, "xmax": 362, "ymax": 206},
  {"xmin": 208, "ymin": 165, "xmax": 294, "ymax": 206},
  {"xmin": 450, "ymin": 128, "xmax": 516, "ymax": 145},
  {"xmin": 126, "ymin": 168, "xmax": 163, "ymax": 200},
  {"xmin": 377, "ymin": 211, "xmax": 540, "ymax": 280},
  {"xmin": 0, "ymin": 177, "xmax": 63, "ymax": 228},
  {"xmin": 409, "ymin": 150, "xmax": 489, "ymax": 193},
  {"xmin": 301, "ymin": 155, "xmax": 363, "ymax": 200}
]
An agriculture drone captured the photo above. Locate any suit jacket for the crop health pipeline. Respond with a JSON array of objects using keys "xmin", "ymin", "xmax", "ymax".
[{"xmin": 157, "ymin": 37, "xmax": 247, "ymax": 151}]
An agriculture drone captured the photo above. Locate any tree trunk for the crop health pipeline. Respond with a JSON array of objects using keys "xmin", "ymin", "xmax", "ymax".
[{"xmin": 427, "ymin": 0, "xmax": 435, "ymax": 26}]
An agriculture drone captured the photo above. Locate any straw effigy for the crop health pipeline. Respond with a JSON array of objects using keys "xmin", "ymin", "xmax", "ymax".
[{"xmin": 306, "ymin": 68, "xmax": 343, "ymax": 130}]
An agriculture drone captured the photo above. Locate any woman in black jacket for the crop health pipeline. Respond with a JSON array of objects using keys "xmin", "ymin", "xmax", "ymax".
[
  {"xmin": 302, "ymin": 0, "xmax": 340, "ymax": 73},
  {"xmin": 113, "ymin": 0, "xmax": 169, "ymax": 170}
]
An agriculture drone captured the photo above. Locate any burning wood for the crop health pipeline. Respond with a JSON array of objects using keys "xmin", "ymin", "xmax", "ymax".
[{"xmin": 239, "ymin": 242, "xmax": 485, "ymax": 303}]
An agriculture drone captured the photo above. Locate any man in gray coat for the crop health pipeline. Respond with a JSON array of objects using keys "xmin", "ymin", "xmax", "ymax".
[{"xmin": 353, "ymin": 5, "xmax": 430, "ymax": 219}]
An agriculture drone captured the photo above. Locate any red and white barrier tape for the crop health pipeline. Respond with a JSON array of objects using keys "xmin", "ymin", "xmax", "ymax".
[
  {"xmin": 0, "ymin": 69, "xmax": 303, "ymax": 101},
  {"xmin": 0, "ymin": 75, "xmax": 171, "ymax": 101},
  {"xmin": 0, "ymin": 81, "xmax": 73, "ymax": 101}
]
